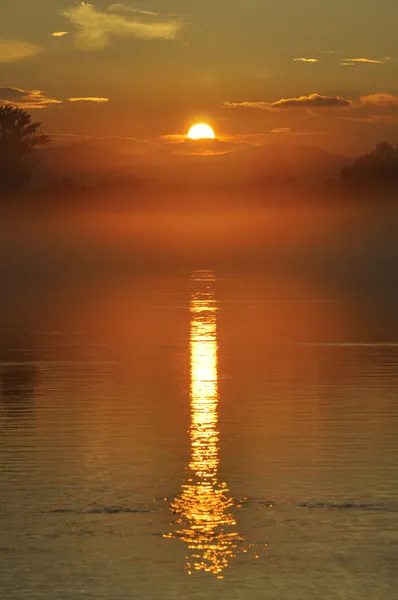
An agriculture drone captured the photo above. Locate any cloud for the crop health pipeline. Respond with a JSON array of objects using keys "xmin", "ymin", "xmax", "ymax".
[
  {"xmin": 334, "ymin": 92, "xmax": 398, "ymax": 124},
  {"xmin": 342, "ymin": 62, "xmax": 355, "ymax": 67},
  {"xmin": 62, "ymin": 2, "xmax": 182, "ymax": 50},
  {"xmin": 344, "ymin": 58, "xmax": 383, "ymax": 64},
  {"xmin": 0, "ymin": 40, "xmax": 42, "ymax": 63},
  {"xmin": 224, "ymin": 100, "xmax": 271, "ymax": 110},
  {"xmin": 360, "ymin": 93, "xmax": 398, "ymax": 107},
  {"xmin": 0, "ymin": 89, "xmax": 112, "ymax": 108},
  {"xmin": 224, "ymin": 94, "xmax": 351, "ymax": 111},
  {"xmin": 67, "ymin": 97, "xmax": 110, "ymax": 103},
  {"xmin": 107, "ymin": 4, "xmax": 162, "ymax": 17},
  {"xmin": 162, "ymin": 137, "xmax": 251, "ymax": 157},
  {"xmin": 229, "ymin": 132, "xmax": 323, "ymax": 143},
  {"xmin": 273, "ymin": 94, "xmax": 352, "ymax": 108},
  {"xmin": 0, "ymin": 87, "xmax": 62, "ymax": 109},
  {"xmin": 293, "ymin": 58, "xmax": 318, "ymax": 63},
  {"xmin": 271, "ymin": 128, "xmax": 292, "ymax": 134},
  {"xmin": 50, "ymin": 31, "xmax": 69, "ymax": 37},
  {"xmin": 341, "ymin": 115, "xmax": 398, "ymax": 125}
]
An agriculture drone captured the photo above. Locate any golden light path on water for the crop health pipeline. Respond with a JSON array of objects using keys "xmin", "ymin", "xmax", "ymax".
[{"xmin": 165, "ymin": 271, "xmax": 242, "ymax": 577}]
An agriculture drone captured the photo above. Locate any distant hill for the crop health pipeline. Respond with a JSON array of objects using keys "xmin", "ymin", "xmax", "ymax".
[
  {"xmin": 28, "ymin": 139, "xmax": 352, "ymax": 188},
  {"xmin": 149, "ymin": 141, "xmax": 351, "ymax": 186}
]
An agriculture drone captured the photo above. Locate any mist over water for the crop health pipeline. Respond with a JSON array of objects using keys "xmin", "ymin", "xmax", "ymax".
[{"xmin": 2, "ymin": 190, "xmax": 397, "ymax": 278}]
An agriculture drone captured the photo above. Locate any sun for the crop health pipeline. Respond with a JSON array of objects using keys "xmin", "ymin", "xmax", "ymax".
[{"xmin": 187, "ymin": 123, "xmax": 215, "ymax": 140}]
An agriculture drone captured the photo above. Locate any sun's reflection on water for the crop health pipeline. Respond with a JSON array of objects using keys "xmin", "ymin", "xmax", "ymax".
[{"xmin": 165, "ymin": 271, "xmax": 242, "ymax": 577}]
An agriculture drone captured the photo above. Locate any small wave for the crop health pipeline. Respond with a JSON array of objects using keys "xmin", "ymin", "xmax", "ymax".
[
  {"xmin": 48, "ymin": 505, "xmax": 151, "ymax": 515},
  {"xmin": 298, "ymin": 502, "xmax": 388, "ymax": 511}
]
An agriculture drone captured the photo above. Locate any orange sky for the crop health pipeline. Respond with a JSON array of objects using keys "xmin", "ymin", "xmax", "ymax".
[{"xmin": 1, "ymin": 1, "xmax": 398, "ymax": 154}]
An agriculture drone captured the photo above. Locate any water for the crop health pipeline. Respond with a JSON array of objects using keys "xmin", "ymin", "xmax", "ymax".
[{"xmin": 1, "ymin": 269, "xmax": 398, "ymax": 599}]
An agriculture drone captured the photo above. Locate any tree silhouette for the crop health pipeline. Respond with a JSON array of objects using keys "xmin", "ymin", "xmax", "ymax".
[
  {"xmin": 0, "ymin": 104, "xmax": 50, "ymax": 193},
  {"xmin": 341, "ymin": 142, "xmax": 398, "ymax": 191}
]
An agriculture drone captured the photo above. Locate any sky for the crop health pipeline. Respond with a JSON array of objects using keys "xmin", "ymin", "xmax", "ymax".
[{"xmin": 1, "ymin": 0, "xmax": 398, "ymax": 154}]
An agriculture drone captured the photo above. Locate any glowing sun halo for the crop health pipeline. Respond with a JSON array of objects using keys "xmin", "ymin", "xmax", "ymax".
[{"xmin": 187, "ymin": 123, "xmax": 215, "ymax": 140}]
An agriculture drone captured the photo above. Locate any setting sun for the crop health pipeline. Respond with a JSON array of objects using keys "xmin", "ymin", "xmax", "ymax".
[{"xmin": 187, "ymin": 123, "xmax": 215, "ymax": 140}]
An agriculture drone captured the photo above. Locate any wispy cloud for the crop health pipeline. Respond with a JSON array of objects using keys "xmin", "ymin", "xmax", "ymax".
[
  {"xmin": 52, "ymin": 133, "xmax": 149, "ymax": 143},
  {"xmin": 0, "ymin": 40, "xmax": 42, "ymax": 63},
  {"xmin": 360, "ymin": 93, "xmax": 398, "ymax": 107},
  {"xmin": 0, "ymin": 88, "xmax": 113, "ymax": 108},
  {"xmin": 342, "ymin": 62, "xmax": 355, "ymax": 67},
  {"xmin": 68, "ymin": 97, "xmax": 110, "ymax": 103},
  {"xmin": 271, "ymin": 128, "xmax": 292, "ymax": 134},
  {"xmin": 224, "ymin": 101, "xmax": 270, "ymax": 110},
  {"xmin": 344, "ymin": 58, "xmax": 383, "ymax": 64},
  {"xmin": 0, "ymin": 87, "xmax": 62, "ymax": 109},
  {"xmin": 335, "ymin": 92, "xmax": 398, "ymax": 124},
  {"xmin": 341, "ymin": 115, "xmax": 398, "ymax": 125},
  {"xmin": 293, "ymin": 57, "xmax": 318, "ymax": 63},
  {"xmin": 50, "ymin": 31, "xmax": 69, "ymax": 37},
  {"xmin": 224, "ymin": 94, "xmax": 351, "ymax": 111},
  {"xmin": 107, "ymin": 4, "xmax": 162, "ymax": 17},
  {"xmin": 62, "ymin": 2, "xmax": 182, "ymax": 50}
]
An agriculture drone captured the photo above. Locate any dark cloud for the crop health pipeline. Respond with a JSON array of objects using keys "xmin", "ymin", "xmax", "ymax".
[{"xmin": 224, "ymin": 94, "xmax": 352, "ymax": 111}]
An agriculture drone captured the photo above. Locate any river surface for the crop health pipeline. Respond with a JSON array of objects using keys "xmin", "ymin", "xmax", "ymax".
[{"xmin": 1, "ymin": 269, "xmax": 398, "ymax": 599}]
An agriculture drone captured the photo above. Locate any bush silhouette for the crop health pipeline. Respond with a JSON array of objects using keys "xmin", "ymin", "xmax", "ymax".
[{"xmin": 0, "ymin": 104, "xmax": 50, "ymax": 193}]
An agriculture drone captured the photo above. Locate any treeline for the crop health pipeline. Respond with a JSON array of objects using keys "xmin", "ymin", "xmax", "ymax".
[
  {"xmin": 341, "ymin": 142, "xmax": 398, "ymax": 191},
  {"xmin": 0, "ymin": 104, "xmax": 49, "ymax": 194}
]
